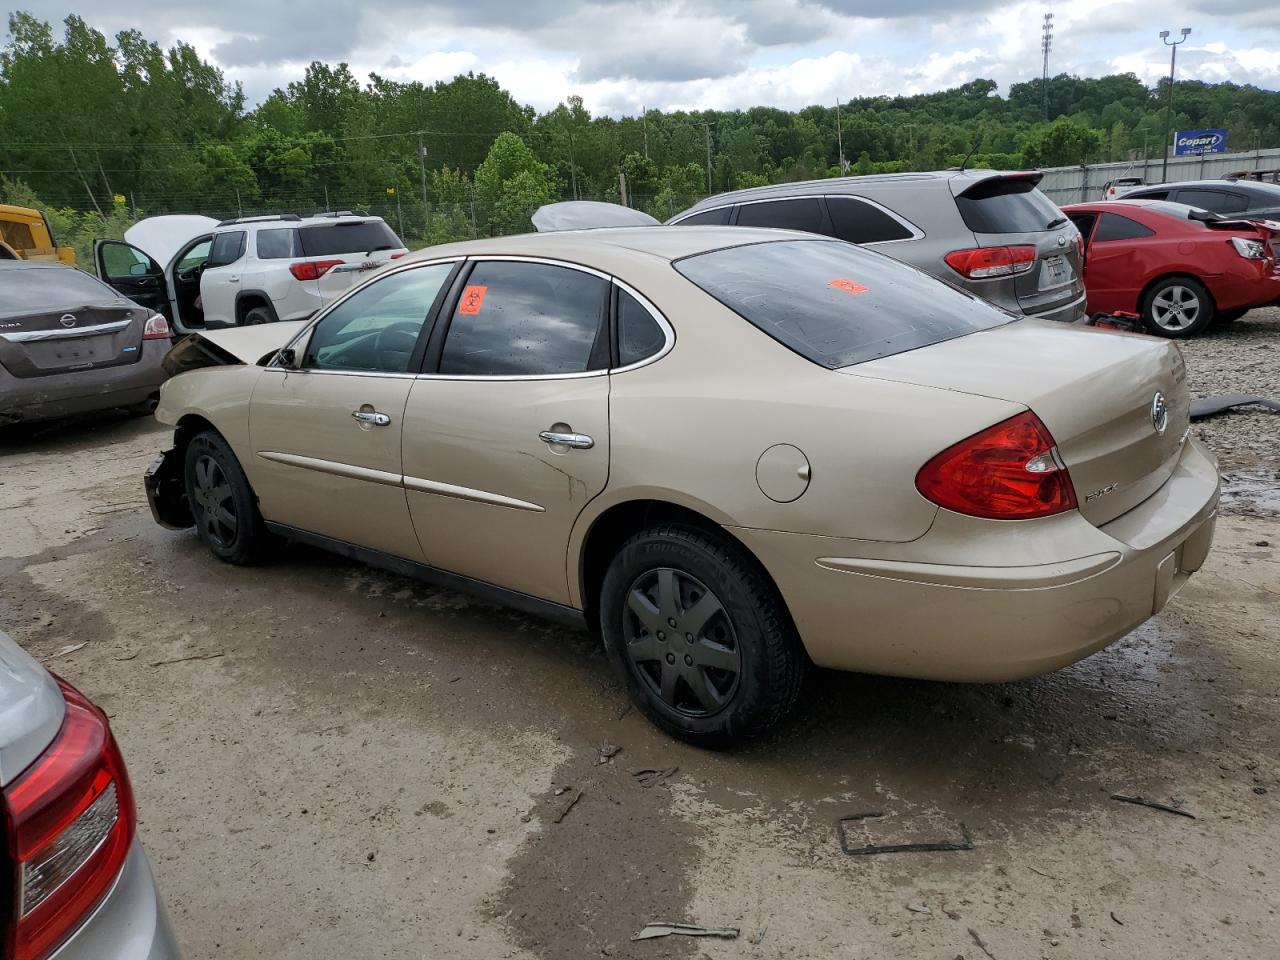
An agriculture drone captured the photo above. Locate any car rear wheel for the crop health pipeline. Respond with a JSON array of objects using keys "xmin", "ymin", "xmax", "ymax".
[
  {"xmin": 183, "ymin": 430, "xmax": 270, "ymax": 564},
  {"xmin": 600, "ymin": 524, "xmax": 804, "ymax": 747},
  {"xmin": 1141, "ymin": 277, "xmax": 1214, "ymax": 338}
]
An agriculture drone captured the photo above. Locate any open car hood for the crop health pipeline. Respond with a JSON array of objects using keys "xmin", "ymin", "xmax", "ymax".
[
  {"xmin": 532, "ymin": 201, "xmax": 659, "ymax": 232},
  {"xmin": 194, "ymin": 320, "xmax": 308, "ymax": 364},
  {"xmin": 124, "ymin": 214, "xmax": 220, "ymax": 267}
]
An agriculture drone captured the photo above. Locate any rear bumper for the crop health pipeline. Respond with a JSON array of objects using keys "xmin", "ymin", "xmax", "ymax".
[
  {"xmin": 51, "ymin": 839, "xmax": 180, "ymax": 960},
  {"xmin": 1026, "ymin": 290, "xmax": 1088, "ymax": 324},
  {"xmin": 734, "ymin": 437, "xmax": 1220, "ymax": 682},
  {"xmin": 0, "ymin": 340, "xmax": 167, "ymax": 424},
  {"xmin": 1206, "ymin": 267, "xmax": 1280, "ymax": 312}
]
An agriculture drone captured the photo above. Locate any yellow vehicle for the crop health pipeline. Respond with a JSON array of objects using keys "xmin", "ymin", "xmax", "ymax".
[{"xmin": 0, "ymin": 204, "xmax": 75, "ymax": 265}]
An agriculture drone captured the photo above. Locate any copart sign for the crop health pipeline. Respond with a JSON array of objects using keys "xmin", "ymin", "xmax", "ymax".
[{"xmin": 1174, "ymin": 128, "xmax": 1227, "ymax": 156}]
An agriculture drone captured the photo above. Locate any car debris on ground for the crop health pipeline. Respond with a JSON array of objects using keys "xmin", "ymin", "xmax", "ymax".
[
  {"xmin": 1109, "ymin": 793, "xmax": 1197, "ymax": 819},
  {"xmin": 631, "ymin": 922, "xmax": 740, "ymax": 941}
]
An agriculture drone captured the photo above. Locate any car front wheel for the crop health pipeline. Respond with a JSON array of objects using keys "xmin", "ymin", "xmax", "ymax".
[
  {"xmin": 183, "ymin": 430, "xmax": 270, "ymax": 564},
  {"xmin": 1141, "ymin": 277, "xmax": 1214, "ymax": 337},
  {"xmin": 600, "ymin": 524, "xmax": 804, "ymax": 747}
]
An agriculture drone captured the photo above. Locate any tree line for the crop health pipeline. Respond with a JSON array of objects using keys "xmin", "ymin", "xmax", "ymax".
[{"xmin": 4, "ymin": 11, "xmax": 1280, "ymax": 255}]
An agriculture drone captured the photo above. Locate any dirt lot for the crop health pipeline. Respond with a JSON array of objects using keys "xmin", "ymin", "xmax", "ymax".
[{"xmin": 2, "ymin": 310, "xmax": 1278, "ymax": 960}]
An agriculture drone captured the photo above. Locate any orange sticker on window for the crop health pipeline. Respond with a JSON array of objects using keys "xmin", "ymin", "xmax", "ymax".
[
  {"xmin": 459, "ymin": 285, "xmax": 488, "ymax": 314},
  {"xmin": 828, "ymin": 278, "xmax": 869, "ymax": 296}
]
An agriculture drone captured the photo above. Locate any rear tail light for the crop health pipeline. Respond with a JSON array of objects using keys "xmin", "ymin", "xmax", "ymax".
[
  {"xmin": 1229, "ymin": 236, "xmax": 1269, "ymax": 260},
  {"xmin": 944, "ymin": 245, "xmax": 1038, "ymax": 280},
  {"xmin": 289, "ymin": 259, "xmax": 344, "ymax": 281},
  {"xmin": 142, "ymin": 314, "xmax": 170, "ymax": 340},
  {"xmin": 915, "ymin": 411, "xmax": 1077, "ymax": 520},
  {"xmin": 390, "ymin": 252, "xmax": 407, "ymax": 260},
  {"xmin": 3, "ymin": 679, "xmax": 136, "ymax": 960}
]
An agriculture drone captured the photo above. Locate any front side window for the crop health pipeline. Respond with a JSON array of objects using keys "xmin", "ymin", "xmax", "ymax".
[
  {"xmin": 1093, "ymin": 214, "xmax": 1155, "ymax": 242},
  {"xmin": 826, "ymin": 196, "xmax": 914, "ymax": 244},
  {"xmin": 438, "ymin": 261, "xmax": 608, "ymax": 376},
  {"xmin": 302, "ymin": 263, "xmax": 454, "ymax": 373},
  {"xmin": 206, "ymin": 231, "xmax": 246, "ymax": 268},
  {"xmin": 1176, "ymin": 189, "xmax": 1248, "ymax": 214},
  {"xmin": 616, "ymin": 288, "xmax": 666, "ymax": 366},
  {"xmin": 734, "ymin": 198, "xmax": 825, "ymax": 233},
  {"xmin": 675, "ymin": 239, "xmax": 1011, "ymax": 369}
]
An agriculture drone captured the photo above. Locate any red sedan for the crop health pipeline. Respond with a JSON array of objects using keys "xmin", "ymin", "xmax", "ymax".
[{"xmin": 1063, "ymin": 199, "xmax": 1280, "ymax": 337}]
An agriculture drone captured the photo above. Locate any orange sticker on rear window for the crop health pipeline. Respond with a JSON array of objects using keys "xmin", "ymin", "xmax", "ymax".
[
  {"xmin": 828, "ymin": 278, "xmax": 869, "ymax": 296},
  {"xmin": 459, "ymin": 285, "xmax": 488, "ymax": 314}
]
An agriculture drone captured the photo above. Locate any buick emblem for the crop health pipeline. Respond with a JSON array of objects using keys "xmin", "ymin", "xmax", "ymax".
[
  {"xmin": 59, "ymin": 313, "xmax": 77, "ymax": 328},
  {"xmin": 1056, "ymin": 235, "xmax": 1067, "ymax": 247},
  {"xmin": 1151, "ymin": 391, "xmax": 1169, "ymax": 436}
]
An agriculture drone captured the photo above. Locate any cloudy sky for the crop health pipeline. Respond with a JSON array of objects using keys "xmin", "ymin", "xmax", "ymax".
[{"xmin": 26, "ymin": 0, "xmax": 1280, "ymax": 114}]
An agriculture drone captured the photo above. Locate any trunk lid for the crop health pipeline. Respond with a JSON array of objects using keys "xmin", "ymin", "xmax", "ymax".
[
  {"xmin": 295, "ymin": 219, "xmax": 408, "ymax": 308},
  {"xmin": 851, "ymin": 320, "xmax": 1190, "ymax": 526},
  {"xmin": 951, "ymin": 173, "xmax": 1084, "ymax": 318},
  {"xmin": 0, "ymin": 629, "xmax": 65, "ymax": 787}
]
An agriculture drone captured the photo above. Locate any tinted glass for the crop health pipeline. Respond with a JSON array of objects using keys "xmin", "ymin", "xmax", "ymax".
[
  {"xmin": 677, "ymin": 207, "xmax": 731, "ymax": 226},
  {"xmin": 1244, "ymin": 185, "xmax": 1280, "ymax": 210},
  {"xmin": 256, "ymin": 228, "xmax": 298, "ymax": 259},
  {"xmin": 439, "ymin": 261, "xmax": 608, "ymax": 376},
  {"xmin": 1176, "ymin": 189, "xmax": 1248, "ymax": 214},
  {"xmin": 1131, "ymin": 189, "xmax": 1170, "ymax": 201},
  {"xmin": 99, "ymin": 242, "xmax": 158, "ymax": 281},
  {"xmin": 955, "ymin": 179, "xmax": 1062, "ymax": 234},
  {"xmin": 675, "ymin": 239, "xmax": 1010, "ymax": 369},
  {"xmin": 735, "ymin": 198, "xmax": 825, "ymax": 233},
  {"xmin": 298, "ymin": 220, "xmax": 402, "ymax": 257},
  {"xmin": 207, "ymin": 230, "xmax": 246, "ymax": 267},
  {"xmin": 0, "ymin": 267, "xmax": 117, "ymax": 316},
  {"xmin": 1093, "ymin": 213, "xmax": 1155, "ymax": 242},
  {"xmin": 302, "ymin": 264, "xmax": 453, "ymax": 373},
  {"xmin": 616, "ymin": 289, "xmax": 666, "ymax": 366},
  {"xmin": 827, "ymin": 196, "xmax": 914, "ymax": 244}
]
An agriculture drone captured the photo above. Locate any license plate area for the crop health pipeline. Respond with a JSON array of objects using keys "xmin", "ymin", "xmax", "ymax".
[{"xmin": 1038, "ymin": 255, "xmax": 1073, "ymax": 291}]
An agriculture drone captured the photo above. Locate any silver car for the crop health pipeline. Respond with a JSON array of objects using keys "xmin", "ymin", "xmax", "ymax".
[
  {"xmin": 0, "ymin": 630, "xmax": 179, "ymax": 959},
  {"xmin": 669, "ymin": 169, "xmax": 1086, "ymax": 323}
]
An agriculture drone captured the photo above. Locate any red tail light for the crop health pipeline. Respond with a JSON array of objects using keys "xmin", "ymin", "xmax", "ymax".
[
  {"xmin": 916, "ymin": 411, "xmax": 1077, "ymax": 520},
  {"xmin": 390, "ymin": 252, "xmax": 406, "ymax": 260},
  {"xmin": 944, "ymin": 245, "xmax": 1037, "ymax": 280},
  {"xmin": 142, "ymin": 314, "xmax": 170, "ymax": 340},
  {"xmin": 289, "ymin": 259, "xmax": 344, "ymax": 281},
  {"xmin": 3, "ymin": 679, "xmax": 136, "ymax": 960}
]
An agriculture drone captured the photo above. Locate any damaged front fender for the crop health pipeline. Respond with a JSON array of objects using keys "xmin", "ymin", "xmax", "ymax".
[{"xmin": 144, "ymin": 447, "xmax": 193, "ymax": 529}]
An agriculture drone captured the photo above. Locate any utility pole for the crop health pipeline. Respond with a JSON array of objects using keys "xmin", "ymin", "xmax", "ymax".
[
  {"xmin": 642, "ymin": 105, "xmax": 649, "ymax": 160},
  {"xmin": 568, "ymin": 122, "xmax": 579, "ymax": 200},
  {"xmin": 1041, "ymin": 13, "xmax": 1054, "ymax": 121},
  {"xmin": 835, "ymin": 100, "xmax": 846, "ymax": 175},
  {"xmin": 700, "ymin": 121, "xmax": 713, "ymax": 195},
  {"xmin": 1160, "ymin": 27, "xmax": 1192, "ymax": 183},
  {"xmin": 417, "ymin": 131, "xmax": 428, "ymax": 212}
]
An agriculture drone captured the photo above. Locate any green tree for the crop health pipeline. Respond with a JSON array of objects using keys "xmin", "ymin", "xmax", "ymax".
[{"xmin": 1019, "ymin": 117, "xmax": 1104, "ymax": 167}]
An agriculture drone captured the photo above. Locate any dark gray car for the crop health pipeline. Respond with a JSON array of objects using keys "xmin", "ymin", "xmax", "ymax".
[
  {"xmin": 1121, "ymin": 179, "xmax": 1280, "ymax": 220},
  {"xmin": 0, "ymin": 261, "xmax": 169, "ymax": 425},
  {"xmin": 669, "ymin": 170, "xmax": 1085, "ymax": 323}
]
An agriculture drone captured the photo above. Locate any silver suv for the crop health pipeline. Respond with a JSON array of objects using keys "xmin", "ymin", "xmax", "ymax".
[{"xmin": 670, "ymin": 170, "xmax": 1085, "ymax": 323}]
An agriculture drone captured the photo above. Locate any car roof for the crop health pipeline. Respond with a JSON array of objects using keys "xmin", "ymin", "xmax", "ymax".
[
  {"xmin": 399, "ymin": 225, "xmax": 822, "ymax": 268},
  {"xmin": 1133, "ymin": 179, "xmax": 1280, "ymax": 194}
]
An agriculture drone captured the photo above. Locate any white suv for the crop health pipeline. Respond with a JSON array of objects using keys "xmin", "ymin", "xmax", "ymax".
[{"xmin": 95, "ymin": 212, "xmax": 408, "ymax": 334}]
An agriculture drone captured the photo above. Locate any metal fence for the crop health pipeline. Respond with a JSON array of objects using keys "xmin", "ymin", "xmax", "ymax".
[{"xmin": 1037, "ymin": 148, "xmax": 1280, "ymax": 205}]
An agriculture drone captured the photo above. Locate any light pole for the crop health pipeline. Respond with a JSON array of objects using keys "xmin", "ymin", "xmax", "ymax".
[
  {"xmin": 1159, "ymin": 27, "xmax": 1191, "ymax": 183},
  {"xmin": 1041, "ymin": 13, "xmax": 1054, "ymax": 122}
]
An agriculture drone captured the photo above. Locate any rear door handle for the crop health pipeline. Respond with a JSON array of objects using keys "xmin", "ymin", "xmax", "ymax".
[
  {"xmin": 228, "ymin": 276, "xmax": 240, "ymax": 283},
  {"xmin": 352, "ymin": 410, "xmax": 391, "ymax": 426},
  {"xmin": 539, "ymin": 430, "xmax": 594, "ymax": 449}
]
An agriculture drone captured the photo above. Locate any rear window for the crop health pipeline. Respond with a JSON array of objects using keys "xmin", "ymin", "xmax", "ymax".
[
  {"xmin": 955, "ymin": 178, "xmax": 1062, "ymax": 234},
  {"xmin": 675, "ymin": 239, "xmax": 1011, "ymax": 369},
  {"xmin": 735, "ymin": 198, "xmax": 825, "ymax": 233},
  {"xmin": 298, "ymin": 220, "xmax": 402, "ymax": 257},
  {"xmin": 0, "ymin": 267, "xmax": 115, "ymax": 317}
]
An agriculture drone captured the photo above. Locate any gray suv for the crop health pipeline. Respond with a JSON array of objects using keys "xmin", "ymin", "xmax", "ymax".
[{"xmin": 670, "ymin": 170, "xmax": 1085, "ymax": 323}]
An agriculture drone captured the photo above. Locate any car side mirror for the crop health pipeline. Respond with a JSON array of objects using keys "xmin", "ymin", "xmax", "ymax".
[{"xmin": 277, "ymin": 347, "xmax": 297, "ymax": 368}]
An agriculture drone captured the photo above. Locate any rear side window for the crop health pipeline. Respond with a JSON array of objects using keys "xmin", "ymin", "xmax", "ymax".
[
  {"xmin": 735, "ymin": 198, "xmax": 825, "ymax": 233},
  {"xmin": 677, "ymin": 207, "xmax": 731, "ymax": 226},
  {"xmin": 1175, "ymin": 189, "xmax": 1248, "ymax": 214},
  {"xmin": 826, "ymin": 197, "xmax": 914, "ymax": 244},
  {"xmin": 207, "ymin": 230, "xmax": 246, "ymax": 268},
  {"xmin": 955, "ymin": 179, "xmax": 1062, "ymax": 234},
  {"xmin": 1093, "ymin": 214, "xmax": 1155, "ymax": 242},
  {"xmin": 616, "ymin": 289, "xmax": 666, "ymax": 366},
  {"xmin": 438, "ymin": 261, "xmax": 608, "ymax": 376},
  {"xmin": 675, "ymin": 239, "xmax": 1011, "ymax": 369},
  {"xmin": 1132, "ymin": 189, "xmax": 1169, "ymax": 201},
  {"xmin": 257, "ymin": 228, "xmax": 298, "ymax": 259},
  {"xmin": 298, "ymin": 221, "xmax": 402, "ymax": 257}
]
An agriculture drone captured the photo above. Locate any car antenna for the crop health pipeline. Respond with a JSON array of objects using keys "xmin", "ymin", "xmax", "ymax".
[{"xmin": 957, "ymin": 136, "xmax": 980, "ymax": 172}]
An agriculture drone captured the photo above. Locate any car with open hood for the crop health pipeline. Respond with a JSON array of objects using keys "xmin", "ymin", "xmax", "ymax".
[{"xmin": 141, "ymin": 226, "xmax": 1218, "ymax": 745}]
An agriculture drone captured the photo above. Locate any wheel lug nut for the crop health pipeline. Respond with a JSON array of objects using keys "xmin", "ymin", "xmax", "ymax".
[
  {"xmin": 667, "ymin": 618, "xmax": 677, "ymax": 628},
  {"xmin": 666, "ymin": 653, "xmax": 675, "ymax": 664},
  {"xmin": 685, "ymin": 633, "xmax": 694, "ymax": 643},
  {"xmin": 656, "ymin": 631, "xmax": 665, "ymax": 641},
  {"xmin": 684, "ymin": 655, "xmax": 693, "ymax": 666}
]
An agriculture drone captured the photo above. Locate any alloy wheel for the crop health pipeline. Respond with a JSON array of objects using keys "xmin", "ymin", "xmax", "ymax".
[
  {"xmin": 1150, "ymin": 285, "xmax": 1201, "ymax": 332},
  {"xmin": 622, "ymin": 567, "xmax": 741, "ymax": 717},
  {"xmin": 192, "ymin": 453, "xmax": 237, "ymax": 548}
]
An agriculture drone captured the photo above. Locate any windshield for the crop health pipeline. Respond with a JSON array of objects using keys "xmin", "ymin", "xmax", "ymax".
[
  {"xmin": 298, "ymin": 220, "xmax": 403, "ymax": 257},
  {"xmin": 674, "ymin": 239, "xmax": 1013, "ymax": 369},
  {"xmin": 0, "ymin": 267, "xmax": 118, "ymax": 317}
]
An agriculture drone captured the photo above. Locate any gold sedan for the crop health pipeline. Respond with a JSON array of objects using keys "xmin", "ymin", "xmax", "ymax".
[{"xmin": 145, "ymin": 227, "xmax": 1219, "ymax": 746}]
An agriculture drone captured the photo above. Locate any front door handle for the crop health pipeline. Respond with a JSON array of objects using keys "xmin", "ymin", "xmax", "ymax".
[
  {"xmin": 539, "ymin": 430, "xmax": 594, "ymax": 449},
  {"xmin": 352, "ymin": 410, "xmax": 391, "ymax": 426}
]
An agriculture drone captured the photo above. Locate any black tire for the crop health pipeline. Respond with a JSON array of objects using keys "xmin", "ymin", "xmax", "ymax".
[
  {"xmin": 241, "ymin": 306, "xmax": 274, "ymax": 326},
  {"xmin": 183, "ymin": 430, "xmax": 270, "ymax": 564},
  {"xmin": 600, "ymin": 524, "xmax": 804, "ymax": 748},
  {"xmin": 1216, "ymin": 308, "xmax": 1247, "ymax": 324},
  {"xmin": 1140, "ymin": 277, "xmax": 1214, "ymax": 338}
]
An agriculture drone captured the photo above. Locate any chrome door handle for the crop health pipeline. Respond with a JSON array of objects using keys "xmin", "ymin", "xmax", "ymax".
[
  {"xmin": 352, "ymin": 410, "xmax": 391, "ymax": 426},
  {"xmin": 539, "ymin": 430, "xmax": 594, "ymax": 449},
  {"xmin": 228, "ymin": 276, "xmax": 240, "ymax": 283}
]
